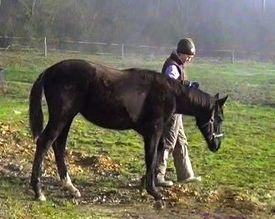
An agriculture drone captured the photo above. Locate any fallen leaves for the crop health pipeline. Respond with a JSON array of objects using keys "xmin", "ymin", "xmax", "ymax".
[
  {"xmin": 0, "ymin": 122, "xmax": 122, "ymax": 178},
  {"xmin": 69, "ymin": 151, "xmax": 121, "ymax": 176},
  {"xmin": 0, "ymin": 121, "xmax": 271, "ymax": 217}
]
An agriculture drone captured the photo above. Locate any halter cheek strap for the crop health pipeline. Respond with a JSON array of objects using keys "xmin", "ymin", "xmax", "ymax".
[{"xmin": 199, "ymin": 115, "xmax": 224, "ymax": 140}]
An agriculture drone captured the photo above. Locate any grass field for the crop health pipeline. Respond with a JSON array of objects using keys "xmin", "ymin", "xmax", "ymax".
[{"xmin": 0, "ymin": 51, "xmax": 274, "ymax": 219}]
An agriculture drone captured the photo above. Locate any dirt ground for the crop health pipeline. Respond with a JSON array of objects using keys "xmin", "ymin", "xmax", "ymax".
[{"xmin": 0, "ymin": 123, "xmax": 274, "ymax": 219}]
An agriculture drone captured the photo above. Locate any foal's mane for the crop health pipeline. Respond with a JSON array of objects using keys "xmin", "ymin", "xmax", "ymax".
[
  {"xmin": 123, "ymin": 67, "xmax": 214, "ymax": 110},
  {"xmin": 187, "ymin": 87, "xmax": 214, "ymax": 110},
  {"xmin": 123, "ymin": 68, "xmax": 179, "ymax": 86},
  {"xmin": 123, "ymin": 68, "xmax": 162, "ymax": 79}
]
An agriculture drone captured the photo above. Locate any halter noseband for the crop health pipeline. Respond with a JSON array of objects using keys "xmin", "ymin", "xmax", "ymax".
[{"xmin": 199, "ymin": 116, "xmax": 224, "ymax": 140}]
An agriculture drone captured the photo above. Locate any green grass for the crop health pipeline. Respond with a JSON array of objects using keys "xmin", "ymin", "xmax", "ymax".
[
  {"xmin": 0, "ymin": 51, "xmax": 274, "ymax": 218},
  {"xmin": 189, "ymin": 62, "xmax": 275, "ymax": 105},
  {"xmin": 0, "ymin": 177, "xmax": 88, "ymax": 219}
]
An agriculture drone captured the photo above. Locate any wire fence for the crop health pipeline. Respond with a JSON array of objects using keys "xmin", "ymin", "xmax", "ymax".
[
  {"xmin": 0, "ymin": 36, "xmax": 173, "ymax": 59},
  {"xmin": 1, "ymin": 36, "xmax": 275, "ymax": 64}
]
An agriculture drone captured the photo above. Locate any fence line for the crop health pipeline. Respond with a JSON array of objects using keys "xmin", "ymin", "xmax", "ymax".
[
  {"xmin": 0, "ymin": 36, "xmax": 175, "ymax": 59},
  {"xmin": 0, "ymin": 36, "xmax": 274, "ymax": 64}
]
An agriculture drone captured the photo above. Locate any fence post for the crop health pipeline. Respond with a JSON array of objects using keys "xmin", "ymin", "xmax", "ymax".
[
  {"xmin": 44, "ymin": 37, "xmax": 47, "ymax": 57},
  {"xmin": 121, "ymin": 43, "xmax": 124, "ymax": 59},
  {"xmin": 231, "ymin": 50, "xmax": 235, "ymax": 64},
  {"xmin": 0, "ymin": 68, "xmax": 7, "ymax": 94}
]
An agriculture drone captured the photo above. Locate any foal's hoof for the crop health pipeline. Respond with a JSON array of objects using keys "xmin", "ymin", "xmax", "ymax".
[
  {"xmin": 154, "ymin": 194, "xmax": 165, "ymax": 210},
  {"xmin": 154, "ymin": 199, "xmax": 165, "ymax": 210},
  {"xmin": 37, "ymin": 193, "xmax": 46, "ymax": 201},
  {"xmin": 72, "ymin": 189, "xmax": 81, "ymax": 198},
  {"xmin": 138, "ymin": 176, "xmax": 146, "ymax": 193}
]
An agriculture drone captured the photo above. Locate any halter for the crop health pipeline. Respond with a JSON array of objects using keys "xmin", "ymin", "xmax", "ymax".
[{"xmin": 198, "ymin": 114, "xmax": 224, "ymax": 140}]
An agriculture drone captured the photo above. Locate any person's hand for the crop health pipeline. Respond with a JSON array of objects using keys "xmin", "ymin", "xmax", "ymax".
[
  {"xmin": 190, "ymin": 81, "xmax": 199, "ymax": 88},
  {"xmin": 181, "ymin": 80, "xmax": 191, "ymax": 87}
]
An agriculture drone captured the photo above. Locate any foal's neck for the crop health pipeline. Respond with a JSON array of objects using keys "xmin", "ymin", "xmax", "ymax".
[{"xmin": 176, "ymin": 86, "xmax": 214, "ymax": 116}]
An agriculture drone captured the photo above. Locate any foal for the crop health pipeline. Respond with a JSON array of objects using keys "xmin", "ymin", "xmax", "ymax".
[{"xmin": 29, "ymin": 59, "xmax": 227, "ymax": 201}]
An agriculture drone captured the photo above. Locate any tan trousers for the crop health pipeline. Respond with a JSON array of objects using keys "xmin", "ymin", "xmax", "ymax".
[{"xmin": 156, "ymin": 114, "xmax": 195, "ymax": 181}]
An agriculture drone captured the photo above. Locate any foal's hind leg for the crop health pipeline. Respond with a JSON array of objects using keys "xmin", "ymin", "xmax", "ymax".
[
  {"xmin": 52, "ymin": 119, "xmax": 81, "ymax": 198},
  {"xmin": 143, "ymin": 130, "xmax": 164, "ymax": 201},
  {"xmin": 30, "ymin": 120, "xmax": 65, "ymax": 201}
]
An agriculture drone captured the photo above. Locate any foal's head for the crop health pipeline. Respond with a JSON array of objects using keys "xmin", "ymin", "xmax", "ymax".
[{"xmin": 196, "ymin": 93, "xmax": 228, "ymax": 152}]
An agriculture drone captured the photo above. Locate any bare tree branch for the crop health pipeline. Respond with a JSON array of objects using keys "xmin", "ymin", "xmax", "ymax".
[{"xmin": 31, "ymin": 0, "xmax": 37, "ymax": 17}]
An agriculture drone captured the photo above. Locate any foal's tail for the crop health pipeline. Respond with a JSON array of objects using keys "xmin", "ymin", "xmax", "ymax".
[{"xmin": 29, "ymin": 72, "xmax": 44, "ymax": 140}]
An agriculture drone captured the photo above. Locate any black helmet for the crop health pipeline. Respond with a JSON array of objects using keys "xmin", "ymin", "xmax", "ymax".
[{"xmin": 177, "ymin": 38, "xmax": 196, "ymax": 55}]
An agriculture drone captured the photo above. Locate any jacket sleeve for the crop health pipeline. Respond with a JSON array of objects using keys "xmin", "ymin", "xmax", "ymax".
[{"xmin": 164, "ymin": 65, "xmax": 180, "ymax": 79}]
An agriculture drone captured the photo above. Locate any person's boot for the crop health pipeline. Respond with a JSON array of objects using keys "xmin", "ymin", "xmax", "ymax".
[
  {"xmin": 178, "ymin": 176, "xmax": 201, "ymax": 184},
  {"xmin": 155, "ymin": 174, "xmax": 173, "ymax": 187}
]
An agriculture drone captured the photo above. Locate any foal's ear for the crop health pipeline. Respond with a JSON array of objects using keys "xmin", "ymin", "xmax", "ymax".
[
  {"xmin": 217, "ymin": 95, "xmax": 228, "ymax": 106},
  {"xmin": 214, "ymin": 93, "xmax": 219, "ymax": 99}
]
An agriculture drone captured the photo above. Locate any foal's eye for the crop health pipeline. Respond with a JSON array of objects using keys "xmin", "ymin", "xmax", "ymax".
[{"xmin": 216, "ymin": 116, "xmax": 223, "ymax": 123}]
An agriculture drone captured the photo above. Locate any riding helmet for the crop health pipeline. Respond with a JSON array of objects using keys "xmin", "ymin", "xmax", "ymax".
[{"xmin": 176, "ymin": 38, "xmax": 196, "ymax": 55}]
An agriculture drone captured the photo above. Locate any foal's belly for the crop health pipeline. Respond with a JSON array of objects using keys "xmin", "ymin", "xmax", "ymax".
[{"xmin": 80, "ymin": 104, "xmax": 134, "ymax": 130}]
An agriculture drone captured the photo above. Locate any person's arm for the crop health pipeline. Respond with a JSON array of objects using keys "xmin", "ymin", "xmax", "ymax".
[
  {"xmin": 164, "ymin": 65, "xmax": 180, "ymax": 79},
  {"xmin": 164, "ymin": 65, "xmax": 199, "ymax": 88}
]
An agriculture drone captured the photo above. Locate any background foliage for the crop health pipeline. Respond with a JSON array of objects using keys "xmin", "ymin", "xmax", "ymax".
[{"xmin": 1, "ymin": 0, "xmax": 275, "ymax": 54}]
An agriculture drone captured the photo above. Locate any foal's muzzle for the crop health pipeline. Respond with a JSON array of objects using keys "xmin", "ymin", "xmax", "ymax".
[
  {"xmin": 198, "ymin": 119, "xmax": 224, "ymax": 152},
  {"xmin": 199, "ymin": 117, "xmax": 224, "ymax": 141}
]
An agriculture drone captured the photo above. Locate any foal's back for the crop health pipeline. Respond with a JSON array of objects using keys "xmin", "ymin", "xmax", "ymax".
[{"xmin": 43, "ymin": 59, "xmax": 171, "ymax": 96}]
